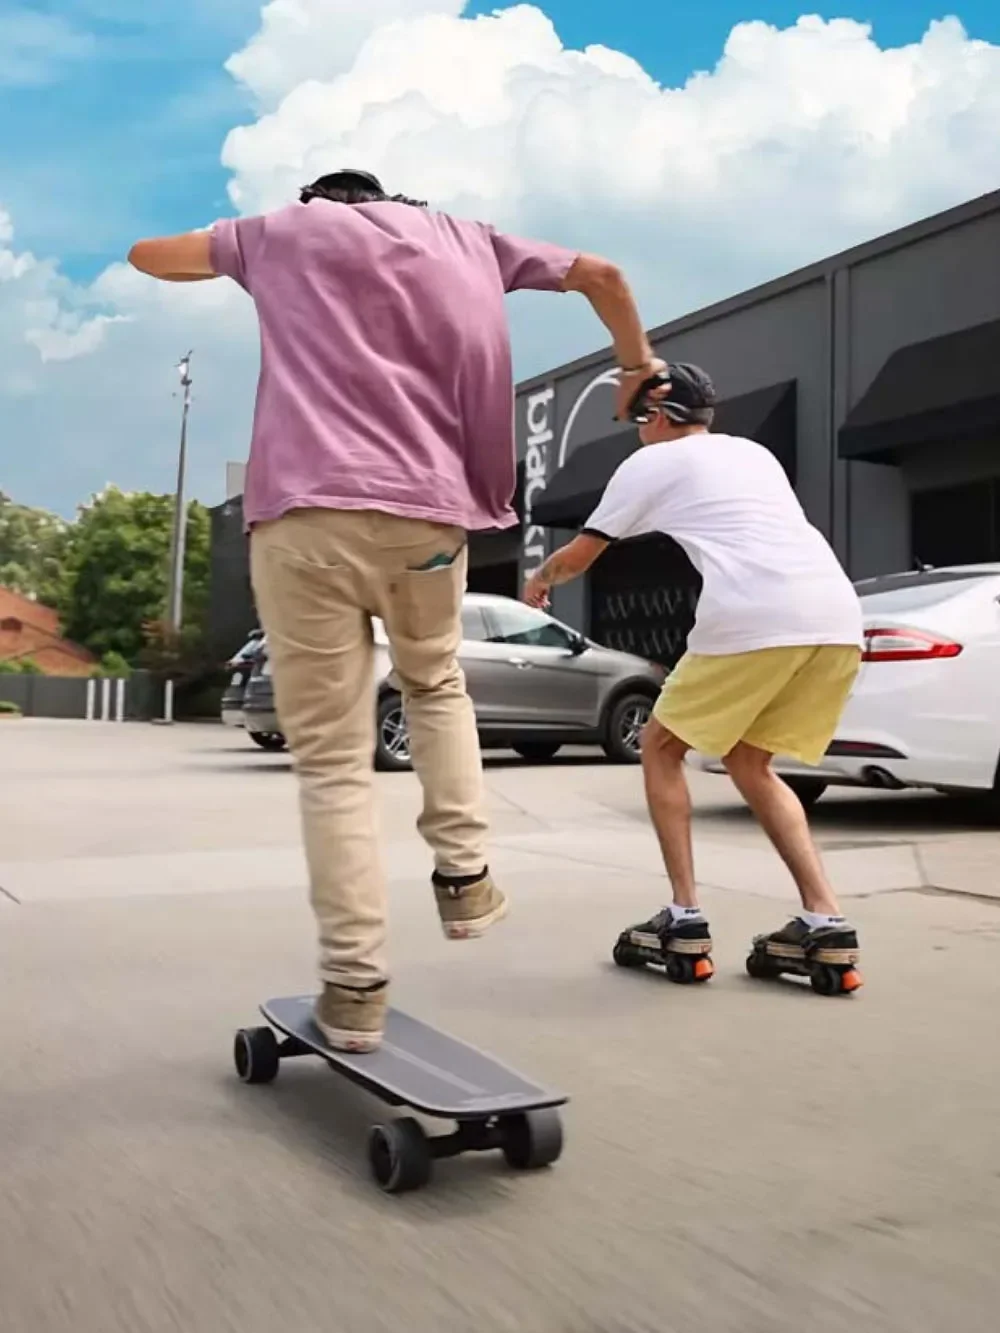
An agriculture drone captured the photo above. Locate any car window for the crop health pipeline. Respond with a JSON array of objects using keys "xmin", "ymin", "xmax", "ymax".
[
  {"xmin": 461, "ymin": 605, "xmax": 489, "ymax": 641},
  {"xmin": 486, "ymin": 603, "xmax": 573, "ymax": 648}
]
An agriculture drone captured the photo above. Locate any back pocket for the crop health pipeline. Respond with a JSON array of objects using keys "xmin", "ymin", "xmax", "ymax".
[{"xmin": 390, "ymin": 543, "xmax": 467, "ymax": 642}]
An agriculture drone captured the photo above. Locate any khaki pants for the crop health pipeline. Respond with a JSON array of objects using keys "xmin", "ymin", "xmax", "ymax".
[{"xmin": 250, "ymin": 508, "xmax": 489, "ymax": 987}]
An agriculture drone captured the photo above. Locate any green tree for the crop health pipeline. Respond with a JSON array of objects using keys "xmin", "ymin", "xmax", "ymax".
[
  {"xmin": 0, "ymin": 657, "xmax": 43, "ymax": 674},
  {"xmin": 58, "ymin": 487, "xmax": 211, "ymax": 664},
  {"xmin": 90, "ymin": 650, "xmax": 134, "ymax": 679},
  {"xmin": 0, "ymin": 491, "xmax": 69, "ymax": 605}
]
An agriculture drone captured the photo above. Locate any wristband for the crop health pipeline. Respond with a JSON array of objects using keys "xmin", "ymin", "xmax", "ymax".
[{"xmin": 618, "ymin": 357, "xmax": 663, "ymax": 375}]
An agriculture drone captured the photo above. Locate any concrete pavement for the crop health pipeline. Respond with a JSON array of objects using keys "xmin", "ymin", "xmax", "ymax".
[{"xmin": 2, "ymin": 719, "xmax": 1000, "ymax": 1332}]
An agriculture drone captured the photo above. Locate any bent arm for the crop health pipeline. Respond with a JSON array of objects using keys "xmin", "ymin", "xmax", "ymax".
[
  {"xmin": 127, "ymin": 231, "xmax": 217, "ymax": 282},
  {"xmin": 561, "ymin": 255, "xmax": 654, "ymax": 374}
]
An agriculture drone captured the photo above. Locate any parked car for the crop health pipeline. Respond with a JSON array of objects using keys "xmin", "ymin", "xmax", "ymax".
[
  {"xmin": 241, "ymin": 593, "xmax": 666, "ymax": 768},
  {"xmin": 691, "ymin": 563, "xmax": 1000, "ymax": 812},
  {"xmin": 220, "ymin": 629, "xmax": 265, "ymax": 731}
]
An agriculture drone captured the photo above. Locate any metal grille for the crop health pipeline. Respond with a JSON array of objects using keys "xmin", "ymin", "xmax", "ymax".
[{"xmin": 589, "ymin": 535, "xmax": 701, "ymax": 669}]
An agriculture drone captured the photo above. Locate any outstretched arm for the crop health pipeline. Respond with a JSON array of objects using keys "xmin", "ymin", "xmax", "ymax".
[
  {"xmin": 127, "ymin": 231, "xmax": 217, "ymax": 282},
  {"xmin": 523, "ymin": 534, "xmax": 609, "ymax": 610}
]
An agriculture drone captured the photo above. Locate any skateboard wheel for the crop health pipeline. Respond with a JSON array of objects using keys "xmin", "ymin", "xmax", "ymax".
[
  {"xmin": 234, "ymin": 1026, "xmax": 280, "ymax": 1084},
  {"xmin": 368, "ymin": 1118, "xmax": 432, "ymax": 1194},
  {"xmin": 501, "ymin": 1108, "xmax": 564, "ymax": 1171},
  {"xmin": 613, "ymin": 939, "xmax": 641, "ymax": 968},
  {"xmin": 745, "ymin": 950, "xmax": 773, "ymax": 981}
]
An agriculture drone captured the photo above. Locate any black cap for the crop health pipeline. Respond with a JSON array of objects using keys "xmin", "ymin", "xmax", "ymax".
[{"xmin": 660, "ymin": 363, "xmax": 716, "ymax": 424}]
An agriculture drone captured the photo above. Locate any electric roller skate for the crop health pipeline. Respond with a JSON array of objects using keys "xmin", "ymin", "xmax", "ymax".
[
  {"xmin": 613, "ymin": 908, "xmax": 715, "ymax": 985},
  {"xmin": 746, "ymin": 917, "xmax": 863, "ymax": 996}
]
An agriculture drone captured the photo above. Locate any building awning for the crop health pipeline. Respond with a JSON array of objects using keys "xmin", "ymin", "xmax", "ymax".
[
  {"xmin": 533, "ymin": 380, "xmax": 797, "ymax": 529},
  {"xmin": 838, "ymin": 318, "xmax": 1000, "ymax": 462}
]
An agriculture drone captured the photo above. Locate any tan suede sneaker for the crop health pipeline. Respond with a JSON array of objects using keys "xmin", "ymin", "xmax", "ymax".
[
  {"xmin": 314, "ymin": 980, "xmax": 388, "ymax": 1053},
  {"xmin": 432, "ymin": 869, "xmax": 508, "ymax": 940}
]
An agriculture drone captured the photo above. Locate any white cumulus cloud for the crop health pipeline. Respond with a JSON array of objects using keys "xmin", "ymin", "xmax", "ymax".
[
  {"xmin": 2, "ymin": 3, "xmax": 999, "ymax": 515},
  {"xmin": 225, "ymin": 0, "xmax": 464, "ymax": 108}
]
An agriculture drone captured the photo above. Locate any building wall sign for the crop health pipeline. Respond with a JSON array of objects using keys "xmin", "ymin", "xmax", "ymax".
[{"xmin": 521, "ymin": 385, "xmax": 555, "ymax": 575}]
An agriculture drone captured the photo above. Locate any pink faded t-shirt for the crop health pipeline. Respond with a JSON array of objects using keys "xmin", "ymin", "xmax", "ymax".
[{"xmin": 209, "ymin": 201, "xmax": 578, "ymax": 531}]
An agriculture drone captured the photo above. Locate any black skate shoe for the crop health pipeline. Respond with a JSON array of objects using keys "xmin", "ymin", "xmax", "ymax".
[
  {"xmin": 613, "ymin": 908, "xmax": 714, "ymax": 985},
  {"xmin": 746, "ymin": 917, "xmax": 863, "ymax": 995}
]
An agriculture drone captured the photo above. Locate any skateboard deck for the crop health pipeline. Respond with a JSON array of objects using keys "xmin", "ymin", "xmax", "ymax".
[{"xmin": 260, "ymin": 995, "xmax": 567, "ymax": 1120}]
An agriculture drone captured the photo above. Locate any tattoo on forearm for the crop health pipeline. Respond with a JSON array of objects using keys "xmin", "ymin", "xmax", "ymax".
[{"xmin": 537, "ymin": 551, "xmax": 576, "ymax": 586}]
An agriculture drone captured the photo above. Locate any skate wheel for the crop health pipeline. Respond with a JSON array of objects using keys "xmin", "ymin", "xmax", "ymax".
[
  {"xmin": 501, "ymin": 1108, "xmax": 564, "ymax": 1171},
  {"xmin": 809, "ymin": 963, "xmax": 847, "ymax": 996},
  {"xmin": 234, "ymin": 1026, "xmax": 280, "ymax": 1084},
  {"xmin": 840, "ymin": 968, "xmax": 864, "ymax": 993},
  {"xmin": 613, "ymin": 938, "xmax": 642, "ymax": 968},
  {"xmin": 745, "ymin": 950, "xmax": 773, "ymax": 981},
  {"xmin": 368, "ymin": 1118, "xmax": 433, "ymax": 1194},
  {"xmin": 665, "ymin": 953, "xmax": 713, "ymax": 984}
]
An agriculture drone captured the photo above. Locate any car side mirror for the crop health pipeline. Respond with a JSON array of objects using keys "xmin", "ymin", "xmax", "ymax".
[{"xmin": 568, "ymin": 632, "xmax": 588, "ymax": 656}]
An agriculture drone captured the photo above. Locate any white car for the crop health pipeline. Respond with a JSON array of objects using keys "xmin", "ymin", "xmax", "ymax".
[{"xmin": 693, "ymin": 563, "xmax": 1000, "ymax": 811}]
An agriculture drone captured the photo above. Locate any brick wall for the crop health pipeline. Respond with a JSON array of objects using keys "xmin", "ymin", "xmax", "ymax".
[{"xmin": 0, "ymin": 587, "xmax": 97, "ymax": 676}]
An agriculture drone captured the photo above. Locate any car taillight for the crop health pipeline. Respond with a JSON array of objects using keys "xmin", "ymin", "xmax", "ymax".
[{"xmin": 862, "ymin": 627, "xmax": 963, "ymax": 662}]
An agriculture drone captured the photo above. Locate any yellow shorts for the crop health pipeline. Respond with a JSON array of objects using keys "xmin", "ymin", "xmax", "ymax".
[{"xmin": 652, "ymin": 644, "xmax": 861, "ymax": 766}]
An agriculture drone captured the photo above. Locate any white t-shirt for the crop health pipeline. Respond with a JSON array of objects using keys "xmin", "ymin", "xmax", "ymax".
[{"xmin": 584, "ymin": 434, "xmax": 863, "ymax": 657}]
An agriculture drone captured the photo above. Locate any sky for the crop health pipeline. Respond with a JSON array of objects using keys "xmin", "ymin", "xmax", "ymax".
[{"xmin": 1, "ymin": 0, "xmax": 999, "ymax": 516}]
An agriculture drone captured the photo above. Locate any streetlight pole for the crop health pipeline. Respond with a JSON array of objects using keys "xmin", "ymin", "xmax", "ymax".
[{"xmin": 163, "ymin": 351, "xmax": 193, "ymax": 724}]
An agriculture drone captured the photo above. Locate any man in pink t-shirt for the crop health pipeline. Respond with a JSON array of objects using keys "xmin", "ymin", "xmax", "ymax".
[{"xmin": 129, "ymin": 169, "xmax": 660, "ymax": 1052}]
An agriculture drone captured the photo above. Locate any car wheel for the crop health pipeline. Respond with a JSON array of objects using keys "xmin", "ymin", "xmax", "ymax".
[
  {"xmin": 512, "ymin": 742, "xmax": 562, "ymax": 763},
  {"xmin": 781, "ymin": 776, "xmax": 828, "ymax": 809},
  {"xmin": 375, "ymin": 694, "xmax": 412, "ymax": 772},
  {"xmin": 601, "ymin": 691, "xmax": 654, "ymax": 764},
  {"xmin": 249, "ymin": 732, "xmax": 287, "ymax": 752}
]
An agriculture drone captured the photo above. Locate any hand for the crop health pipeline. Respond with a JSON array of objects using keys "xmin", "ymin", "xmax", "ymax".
[
  {"xmin": 614, "ymin": 356, "xmax": 668, "ymax": 422},
  {"xmin": 523, "ymin": 572, "xmax": 551, "ymax": 609}
]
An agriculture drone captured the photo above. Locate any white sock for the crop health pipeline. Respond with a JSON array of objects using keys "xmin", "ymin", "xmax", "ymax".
[
  {"xmin": 670, "ymin": 905, "xmax": 705, "ymax": 923},
  {"xmin": 800, "ymin": 910, "xmax": 847, "ymax": 930}
]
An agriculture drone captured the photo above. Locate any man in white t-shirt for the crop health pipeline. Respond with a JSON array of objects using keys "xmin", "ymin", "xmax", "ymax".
[{"xmin": 523, "ymin": 363, "xmax": 866, "ymax": 994}]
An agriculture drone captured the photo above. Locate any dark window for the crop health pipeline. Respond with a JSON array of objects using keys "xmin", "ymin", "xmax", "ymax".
[
  {"xmin": 460, "ymin": 604, "xmax": 489, "ymax": 642},
  {"xmin": 589, "ymin": 534, "xmax": 702, "ymax": 669},
  {"xmin": 485, "ymin": 603, "xmax": 573, "ymax": 648},
  {"xmin": 910, "ymin": 480, "xmax": 999, "ymax": 568},
  {"xmin": 0, "ymin": 617, "xmax": 21, "ymax": 632}
]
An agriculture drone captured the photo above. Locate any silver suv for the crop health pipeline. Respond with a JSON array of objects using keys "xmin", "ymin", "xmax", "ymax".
[{"xmin": 240, "ymin": 593, "xmax": 665, "ymax": 767}]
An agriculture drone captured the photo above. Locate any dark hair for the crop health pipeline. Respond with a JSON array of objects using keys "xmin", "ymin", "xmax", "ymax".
[{"xmin": 299, "ymin": 169, "xmax": 427, "ymax": 209}]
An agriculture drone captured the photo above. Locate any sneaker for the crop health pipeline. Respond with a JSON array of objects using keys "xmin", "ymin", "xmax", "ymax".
[
  {"xmin": 625, "ymin": 907, "xmax": 714, "ymax": 958},
  {"xmin": 614, "ymin": 907, "xmax": 715, "ymax": 982},
  {"xmin": 432, "ymin": 868, "xmax": 508, "ymax": 940},
  {"xmin": 757, "ymin": 917, "xmax": 860, "ymax": 966},
  {"xmin": 314, "ymin": 980, "xmax": 388, "ymax": 1053}
]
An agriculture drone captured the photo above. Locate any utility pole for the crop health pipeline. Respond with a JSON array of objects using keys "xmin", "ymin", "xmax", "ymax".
[{"xmin": 162, "ymin": 351, "xmax": 193, "ymax": 724}]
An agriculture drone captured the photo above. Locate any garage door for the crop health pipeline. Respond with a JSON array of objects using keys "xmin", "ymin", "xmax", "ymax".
[{"xmin": 589, "ymin": 535, "xmax": 702, "ymax": 669}]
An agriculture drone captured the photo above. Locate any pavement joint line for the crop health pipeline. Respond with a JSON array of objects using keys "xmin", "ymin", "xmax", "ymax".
[{"xmin": 0, "ymin": 882, "xmax": 20, "ymax": 905}]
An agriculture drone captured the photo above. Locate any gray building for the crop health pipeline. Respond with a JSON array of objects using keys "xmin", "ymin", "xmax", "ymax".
[
  {"xmin": 512, "ymin": 187, "xmax": 1000, "ymax": 668},
  {"xmin": 207, "ymin": 188, "xmax": 1000, "ymax": 665}
]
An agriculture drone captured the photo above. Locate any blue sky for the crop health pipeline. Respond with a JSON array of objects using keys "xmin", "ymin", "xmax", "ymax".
[
  {"xmin": 3, "ymin": 1, "xmax": 997, "ymax": 280},
  {"xmin": 1, "ymin": 1, "xmax": 998, "ymax": 515}
]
